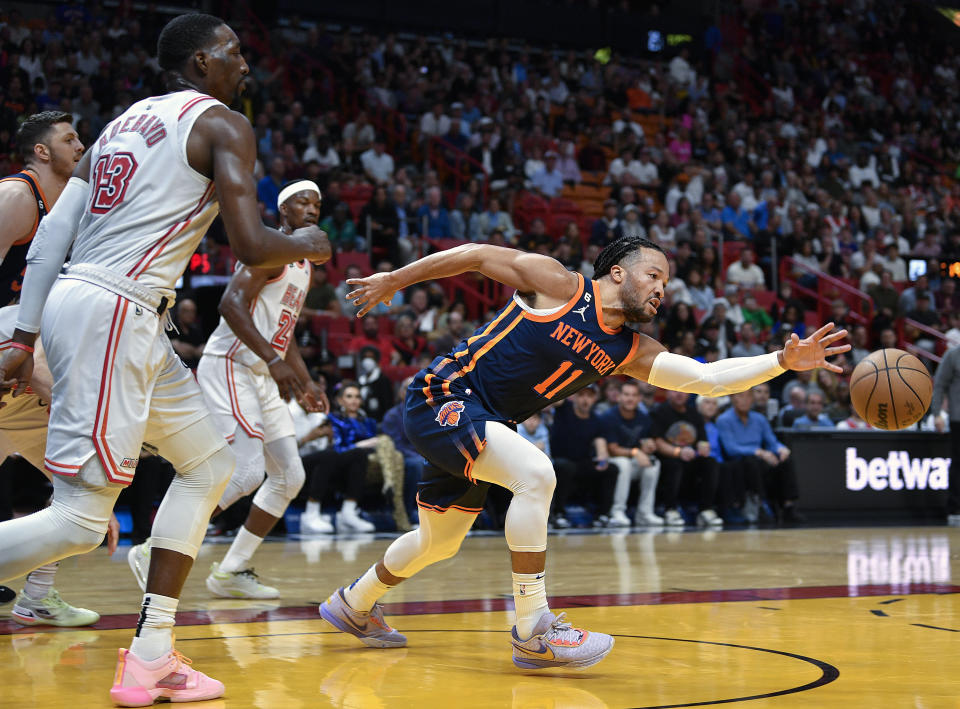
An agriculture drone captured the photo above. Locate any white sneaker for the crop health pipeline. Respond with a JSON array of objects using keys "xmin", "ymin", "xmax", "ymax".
[
  {"xmin": 127, "ymin": 542, "xmax": 150, "ymax": 592},
  {"xmin": 634, "ymin": 511, "xmax": 665, "ymax": 527},
  {"xmin": 697, "ymin": 509, "xmax": 724, "ymax": 527},
  {"xmin": 206, "ymin": 562, "xmax": 279, "ymax": 599},
  {"xmin": 336, "ymin": 508, "xmax": 376, "ymax": 533},
  {"xmin": 664, "ymin": 509, "xmax": 685, "ymax": 527},
  {"xmin": 606, "ymin": 511, "xmax": 631, "ymax": 528},
  {"xmin": 12, "ymin": 589, "xmax": 100, "ymax": 627},
  {"xmin": 301, "ymin": 511, "xmax": 335, "ymax": 535}
]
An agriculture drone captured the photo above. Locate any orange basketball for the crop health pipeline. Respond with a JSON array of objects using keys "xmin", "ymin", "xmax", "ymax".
[{"xmin": 849, "ymin": 349, "xmax": 932, "ymax": 430}]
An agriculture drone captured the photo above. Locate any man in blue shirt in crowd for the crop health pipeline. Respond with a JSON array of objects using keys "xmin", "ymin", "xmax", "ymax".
[
  {"xmin": 791, "ymin": 390, "xmax": 834, "ymax": 429},
  {"xmin": 721, "ymin": 191, "xmax": 752, "ymax": 240},
  {"xmin": 716, "ymin": 388, "xmax": 803, "ymax": 524}
]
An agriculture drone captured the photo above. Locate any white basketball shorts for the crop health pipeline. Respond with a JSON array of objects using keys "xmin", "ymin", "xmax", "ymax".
[
  {"xmin": 196, "ymin": 354, "xmax": 294, "ymax": 444},
  {"xmin": 41, "ymin": 278, "xmax": 211, "ymax": 485}
]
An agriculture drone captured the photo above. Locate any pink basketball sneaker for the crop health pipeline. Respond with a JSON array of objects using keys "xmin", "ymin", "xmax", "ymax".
[{"xmin": 109, "ymin": 647, "xmax": 224, "ymax": 707}]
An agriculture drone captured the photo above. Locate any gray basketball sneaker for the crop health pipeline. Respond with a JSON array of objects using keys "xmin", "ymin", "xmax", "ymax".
[
  {"xmin": 319, "ymin": 587, "xmax": 407, "ymax": 648},
  {"xmin": 511, "ymin": 611, "xmax": 614, "ymax": 669}
]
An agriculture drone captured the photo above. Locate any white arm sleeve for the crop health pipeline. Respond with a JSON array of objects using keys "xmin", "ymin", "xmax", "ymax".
[
  {"xmin": 647, "ymin": 351, "xmax": 786, "ymax": 397},
  {"xmin": 15, "ymin": 177, "xmax": 89, "ymax": 334}
]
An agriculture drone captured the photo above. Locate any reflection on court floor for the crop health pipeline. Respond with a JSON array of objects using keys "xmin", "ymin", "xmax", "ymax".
[{"xmin": 1, "ymin": 527, "xmax": 958, "ymax": 708}]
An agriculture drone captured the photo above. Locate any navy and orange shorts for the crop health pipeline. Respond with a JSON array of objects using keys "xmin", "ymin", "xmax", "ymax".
[{"xmin": 403, "ymin": 372, "xmax": 506, "ymax": 515}]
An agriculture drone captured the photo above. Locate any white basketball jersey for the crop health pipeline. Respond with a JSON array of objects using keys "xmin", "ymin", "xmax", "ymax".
[
  {"xmin": 204, "ymin": 260, "xmax": 312, "ymax": 373},
  {"xmin": 71, "ymin": 90, "xmax": 224, "ymax": 290}
]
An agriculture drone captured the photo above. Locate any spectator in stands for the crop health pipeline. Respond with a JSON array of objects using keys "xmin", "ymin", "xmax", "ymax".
[
  {"xmin": 417, "ymin": 185, "xmax": 451, "ymax": 238},
  {"xmin": 621, "ymin": 205, "xmax": 647, "ymax": 239},
  {"xmin": 721, "ymin": 191, "xmax": 752, "ymax": 240},
  {"xmin": 520, "ymin": 216, "xmax": 551, "ymax": 253},
  {"xmin": 342, "ymin": 111, "xmax": 375, "ymax": 150},
  {"xmin": 751, "ymin": 382, "xmax": 778, "ymax": 423},
  {"xmin": 726, "ymin": 246, "xmax": 765, "ymax": 288},
  {"xmin": 649, "ymin": 211, "xmax": 677, "ymax": 252},
  {"xmin": 419, "ymin": 101, "xmax": 450, "ymax": 141},
  {"xmin": 936, "ymin": 278, "xmax": 960, "ymax": 315},
  {"xmin": 791, "ymin": 390, "xmax": 833, "ymax": 429},
  {"xmin": 549, "ymin": 385, "xmax": 617, "ymax": 529},
  {"xmin": 531, "ymin": 150, "xmax": 564, "ymax": 198},
  {"xmin": 634, "ymin": 147, "xmax": 660, "ymax": 192},
  {"xmin": 606, "ymin": 145, "xmax": 639, "ymax": 186},
  {"xmin": 591, "ymin": 199, "xmax": 623, "ymax": 247},
  {"xmin": 716, "ymin": 389, "xmax": 803, "ymax": 524},
  {"xmin": 849, "ymin": 325, "xmax": 870, "ymax": 366},
  {"xmin": 651, "ymin": 390, "xmax": 723, "ymax": 527},
  {"xmin": 879, "ymin": 327, "xmax": 899, "ymax": 351},
  {"xmin": 391, "ymin": 314, "xmax": 427, "ymax": 365},
  {"xmin": 898, "ymin": 274, "xmax": 930, "ymax": 316},
  {"xmin": 868, "ymin": 270, "xmax": 900, "ymax": 321},
  {"xmin": 346, "ymin": 312, "xmax": 385, "ymax": 353},
  {"xmin": 732, "ymin": 322, "xmax": 765, "ymax": 358},
  {"xmin": 685, "ymin": 268, "xmax": 714, "ymax": 312},
  {"xmin": 257, "ymin": 156, "xmax": 286, "ymax": 221},
  {"xmin": 360, "ymin": 137, "xmax": 395, "ymax": 186},
  {"xmin": 905, "ymin": 292, "xmax": 940, "ymax": 351},
  {"xmin": 335, "ymin": 265, "xmax": 364, "ymax": 319},
  {"xmin": 290, "ymin": 399, "xmax": 334, "ymax": 534},
  {"xmin": 430, "ymin": 309, "xmax": 469, "ymax": 355},
  {"xmin": 169, "ymin": 298, "xmax": 205, "ymax": 369},
  {"xmin": 776, "ymin": 386, "xmax": 808, "ymax": 428},
  {"xmin": 321, "ymin": 202, "xmax": 360, "ymax": 251},
  {"xmin": 476, "ymin": 196, "xmax": 515, "ymax": 242},
  {"xmin": 739, "ymin": 294, "xmax": 773, "ymax": 332},
  {"xmin": 880, "ymin": 242, "xmax": 908, "ymax": 282},
  {"xmin": 945, "ymin": 312, "xmax": 960, "ymax": 348},
  {"xmin": 302, "ymin": 266, "xmax": 341, "ymax": 317},
  {"xmin": 359, "ymin": 185, "xmax": 401, "ymax": 265},
  {"xmin": 601, "ymin": 380, "xmax": 662, "ymax": 527},
  {"xmin": 356, "ymin": 346, "xmax": 394, "ymax": 422},
  {"xmin": 450, "ymin": 192, "xmax": 481, "ymax": 241}
]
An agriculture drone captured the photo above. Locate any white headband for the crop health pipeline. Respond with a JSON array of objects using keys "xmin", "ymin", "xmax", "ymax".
[{"xmin": 277, "ymin": 180, "xmax": 322, "ymax": 210}]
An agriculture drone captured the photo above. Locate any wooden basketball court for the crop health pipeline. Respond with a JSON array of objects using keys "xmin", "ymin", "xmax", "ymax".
[{"xmin": 2, "ymin": 526, "xmax": 958, "ymax": 708}]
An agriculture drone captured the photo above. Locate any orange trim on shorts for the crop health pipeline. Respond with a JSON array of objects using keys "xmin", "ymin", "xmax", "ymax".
[
  {"xmin": 591, "ymin": 279, "xmax": 622, "ymax": 335},
  {"xmin": 416, "ymin": 493, "xmax": 483, "ymax": 515},
  {"xmin": 92, "ymin": 296, "xmax": 135, "ymax": 484},
  {"xmin": 44, "ymin": 457, "xmax": 81, "ymax": 477},
  {"xmin": 519, "ymin": 272, "xmax": 584, "ymax": 322}
]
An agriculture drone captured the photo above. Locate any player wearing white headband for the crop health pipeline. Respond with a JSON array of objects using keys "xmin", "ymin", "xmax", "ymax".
[{"xmin": 127, "ymin": 180, "xmax": 330, "ymax": 599}]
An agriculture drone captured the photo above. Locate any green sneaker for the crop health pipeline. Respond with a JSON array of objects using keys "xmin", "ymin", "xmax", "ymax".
[{"xmin": 11, "ymin": 589, "xmax": 100, "ymax": 627}]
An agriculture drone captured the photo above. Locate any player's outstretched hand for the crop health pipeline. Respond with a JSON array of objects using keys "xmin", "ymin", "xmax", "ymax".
[
  {"xmin": 780, "ymin": 322, "xmax": 850, "ymax": 374},
  {"xmin": 300, "ymin": 380, "xmax": 329, "ymax": 413},
  {"xmin": 268, "ymin": 358, "xmax": 305, "ymax": 403},
  {"xmin": 0, "ymin": 347, "xmax": 34, "ymax": 407},
  {"xmin": 346, "ymin": 273, "xmax": 397, "ymax": 318}
]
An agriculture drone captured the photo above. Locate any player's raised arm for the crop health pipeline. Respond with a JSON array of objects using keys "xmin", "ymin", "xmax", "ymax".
[
  {"xmin": 346, "ymin": 243, "xmax": 579, "ymax": 317},
  {"xmin": 190, "ymin": 107, "xmax": 331, "ymax": 268},
  {"xmin": 617, "ymin": 323, "xmax": 850, "ymax": 396}
]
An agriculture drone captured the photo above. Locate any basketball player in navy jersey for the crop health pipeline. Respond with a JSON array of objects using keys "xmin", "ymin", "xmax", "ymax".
[
  {"xmin": 0, "ymin": 112, "xmax": 114, "ymax": 625},
  {"xmin": 320, "ymin": 235, "xmax": 849, "ymax": 669}
]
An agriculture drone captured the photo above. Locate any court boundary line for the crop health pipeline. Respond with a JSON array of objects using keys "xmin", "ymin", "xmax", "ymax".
[{"xmin": 1, "ymin": 582, "xmax": 956, "ymax": 635}]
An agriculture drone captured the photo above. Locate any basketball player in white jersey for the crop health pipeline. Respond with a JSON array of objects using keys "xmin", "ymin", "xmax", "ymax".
[
  {"xmin": 0, "ymin": 14, "xmax": 329, "ymax": 706},
  {"xmin": 128, "ymin": 180, "xmax": 328, "ymax": 600}
]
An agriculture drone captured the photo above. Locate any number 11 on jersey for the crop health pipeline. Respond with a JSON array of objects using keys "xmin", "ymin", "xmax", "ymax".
[{"xmin": 534, "ymin": 360, "xmax": 584, "ymax": 399}]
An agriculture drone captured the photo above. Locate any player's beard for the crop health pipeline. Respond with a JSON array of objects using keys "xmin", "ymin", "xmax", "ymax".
[
  {"xmin": 50, "ymin": 146, "xmax": 79, "ymax": 181},
  {"xmin": 621, "ymin": 285, "xmax": 655, "ymax": 323}
]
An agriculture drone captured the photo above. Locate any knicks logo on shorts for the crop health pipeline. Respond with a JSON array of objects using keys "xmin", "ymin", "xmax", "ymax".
[{"xmin": 435, "ymin": 401, "xmax": 465, "ymax": 427}]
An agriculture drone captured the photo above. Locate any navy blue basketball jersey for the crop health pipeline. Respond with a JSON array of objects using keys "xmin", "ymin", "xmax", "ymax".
[
  {"xmin": 422, "ymin": 272, "xmax": 639, "ymax": 423},
  {"xmin": 0, "ymin": 171, "xmax": 47, "ymax": 305}
]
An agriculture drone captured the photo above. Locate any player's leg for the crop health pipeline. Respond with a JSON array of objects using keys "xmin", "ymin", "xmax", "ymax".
[
  {"xmin": 468, "ymin": 422, "xmax": 614, "ymax": 668},
  {"xmin": 110, "ymin": 416, "xmax": 233, "ymax": 707},
  {"xmin": 8, "ymin": 434, "xmax": 102, "ymax": 626},
  {"xmin": 207, "ymin": 435, "xmax": 305, "ymax": 599},
  {"xmin": 320, "ymin": 504, "xmax": 476, "ymax": 647}
]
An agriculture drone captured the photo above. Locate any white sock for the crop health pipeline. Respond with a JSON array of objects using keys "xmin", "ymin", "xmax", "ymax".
[
  {"xmin": 342, "ymin": 499, "xmax": 358, "ymax": 515},
  {"xmin": 513, "ymin": 571, "xmax": 549, "ymax": 640},
  {"xmin": 130, "ymin": 593, "xmax": 178, "ymax": 661},
  {"xmin": 305, "ymin": 500, "xmax": 321, "ymax": 518},
  {"xmin": 219, "ymin": 526, "xmax": 264, "ymax": 574},
  {"xmin": 23, "ymin": 562, "xmax": 58, "ymax": 600},
  {"xmin": 343, "ymin": 564, "xmax": 392, "ymax": 612}
]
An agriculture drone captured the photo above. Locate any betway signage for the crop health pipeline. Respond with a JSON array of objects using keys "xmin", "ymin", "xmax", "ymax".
[
  {"xmin": 779, "ymin": 431, "xmax": 951, "ymax": 514},
  {"xmin": 845, "ymin": 448, "xmax": 951, "ymax": 492}
]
